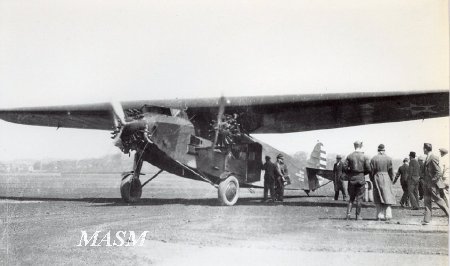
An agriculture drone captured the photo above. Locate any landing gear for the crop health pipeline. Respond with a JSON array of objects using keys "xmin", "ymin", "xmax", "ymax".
[
  {"xmin": 120, "ymin": 151, "xmax": 144, "ymax": 203},
  {"xmin": 218, "ymin": 175, "xmax": 239, "ymax": 206},
  {"xmin": 120, "ymin": 175, "xmax": 142, "ymax": 203}
]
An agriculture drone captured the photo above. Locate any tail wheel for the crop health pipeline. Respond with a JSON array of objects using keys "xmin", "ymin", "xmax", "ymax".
[
  {"xmin": 120, "ymin": 175, "xmax": 142, "ymax": 203},
  {"xmin": 218, "ymin": 175, "xmax": 239, "ymax": 206}
]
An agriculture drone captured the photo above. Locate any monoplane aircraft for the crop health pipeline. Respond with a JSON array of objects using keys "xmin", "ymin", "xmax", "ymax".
[{"xmin": 0, "ymin": 90, "xmax": 448, "ymax": 205}]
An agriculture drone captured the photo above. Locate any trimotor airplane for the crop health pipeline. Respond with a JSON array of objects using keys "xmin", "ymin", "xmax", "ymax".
[{"xmin": 0, "ymin": 90, "xmax": 448, "ymax": 205}]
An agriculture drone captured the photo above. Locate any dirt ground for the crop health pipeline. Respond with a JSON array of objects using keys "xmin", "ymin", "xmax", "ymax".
[{"xmin": 0, "ymin": 173, "xmax": 448, "ymax": 265}]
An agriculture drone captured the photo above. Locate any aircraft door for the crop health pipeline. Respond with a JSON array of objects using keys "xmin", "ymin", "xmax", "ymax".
[{"xmin": 246, "ymin": 143, "xmax": 262, "ymax": 183}]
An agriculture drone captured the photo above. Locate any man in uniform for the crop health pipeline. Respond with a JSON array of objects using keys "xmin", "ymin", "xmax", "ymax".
[
  {"xmin": 333, "ymin": 154, "xmax": 347, "ymax": 201},
  {"xmin": 394, "ymin": 158, "xmax": 409, "ymax": 207},
  {"xmin": 262, "ymin": 156, "xmax": 276, "ymax": 202},
  {"xmin": 407, "ymin": 151, "xmax": 420, "ymax": 210},
  {"xmin": 418, "ymin": 156, "xmax": 425, "ymax": 200},
  {"xmin": 274, "ymin": 154, "xmax": 288, "ymax": 202},
  {"xmin": 422, "ymin": 143, "xmax": 449, "ymax": 225},
  {"xmin": 344, "ymin": 141, "xmax": 371, "ymax": 220}
]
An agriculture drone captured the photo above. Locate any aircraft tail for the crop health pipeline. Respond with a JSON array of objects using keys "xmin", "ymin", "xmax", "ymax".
[{"xmin": 301, "ymin": 142, "xmax": 334, "ymax": 192}]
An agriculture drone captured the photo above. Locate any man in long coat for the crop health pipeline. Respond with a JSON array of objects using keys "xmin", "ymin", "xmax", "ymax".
[
  {"xmin": 370, "ymin": 144, "xmax": 396, "ymax": 220},
  {"xmin": 422, "ymin": 143, "xmax": 449, "ymax": 225},
  {"xmin": 333, "ymin": 154, "xmax": 347, "ymax": 201}
]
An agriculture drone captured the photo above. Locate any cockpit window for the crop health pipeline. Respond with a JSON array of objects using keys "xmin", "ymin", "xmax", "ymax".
[{"xmin": 141, "ymin": 105, "xmax": 171, "ymax": 116}]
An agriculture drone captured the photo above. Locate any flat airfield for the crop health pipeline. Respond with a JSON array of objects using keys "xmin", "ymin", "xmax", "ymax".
[{"xmin": 0, "ymin": 172, "xmax": 448, "ymax": 266}]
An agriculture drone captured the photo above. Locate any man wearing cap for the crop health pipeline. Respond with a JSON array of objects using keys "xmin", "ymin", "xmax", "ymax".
[
  {"xmin": 333, "ymin": 154, "xmax": 347, "ymax": 201},
  {"xmin": 418, "ymin": 156, "xmax": 425, "ymax": 200},
  {"xmin": 422, "ymin": 143, "xmax": 449, "ymax": 225},
  {"xmin": 344, "ymin": 141, "xmax": 371, "ymax": 220},
  {"xmin": 407, "ymin": 151, "xmax": 421, "ymax": 210},
  {"xmin": 262, "ymin": 156, "xmax": 276, "ymax": 202},
  {"xmin": 370, "ymin": 144, "xmax": 396, "ymax": 220},
  {"xmin": 438, "ymin": 148, "xmax": 449, "ymax": 206},
  {"xmin": 274, "ymin": 154, "xmax": 288, "ymax": 202},
  {"xmin": 394, "ymin": 158, "xmax": 409, "ymax": 207}
]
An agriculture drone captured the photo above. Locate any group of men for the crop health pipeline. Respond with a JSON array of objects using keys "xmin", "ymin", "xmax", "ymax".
[
  {"xmin": 333, "ymin": 141, "xmax": 449, "ymax": 224},
  {"xmin": 262, "ymin": 154, "xmax": 289, "ymax": 202}
]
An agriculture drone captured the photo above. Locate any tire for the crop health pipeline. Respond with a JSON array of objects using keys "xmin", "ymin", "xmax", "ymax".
[
  {"xmin": 120, "ymin": 175, "xmax": 142, "ymax": 203},
  {"xmin": 218, "ymin": 175, "xmax": 239, "ymax": 206}
]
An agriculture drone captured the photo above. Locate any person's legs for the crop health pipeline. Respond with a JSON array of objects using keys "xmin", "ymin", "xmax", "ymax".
[
  {"xmin": 439, "ymin": 189, "xmax": 449, "ymax": 208},
  {"xmin": 385, "ymin": 205, "xmax": 392, "ymax": 220},
  {"xmin": 375, "ymin": 204, "xmax": 384, "ymax": 220},
  {"xmin": 263, "ymin": 181, "xmax": 269, "ymax": 200},
  {"xmin": 400, "ymin": 183, "xmax": 409, "ymax": 207},
  {"xmin": 423, "ymin": 186, "xmax": 432, "ymax": 223},
  {"xmin": 334, "ymin": 185, "xmax": 339, "ymax": 200},
  {"xmin": 418, "ymin": 179, "xmax": 424, "ymax": 200},
  {"xmin": 346, "ymin": 182, "xmax": 355, "ymax": 220},
  {"xmin": 431, "ymin": 188, "xmax": 449, "ymax": 217},
  {"xmin": 269, "ymin": 181, "xmax": 275, "ymax": 202},
  {"xmin": 355, "ymin": 183, "xmax": 365, "ymax": 219},
  {"xmin": 408, "ymin": 180, "xmax": 419, "ymax": 209}
]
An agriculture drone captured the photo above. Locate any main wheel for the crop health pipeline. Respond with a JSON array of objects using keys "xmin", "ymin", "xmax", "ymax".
[
  {"xmin": 218, "ymin": 175, "xmax": 239, "ymax": 206},
  {"xmin": 120, "ymin": 175, "xmax": 142, "ymax": 203}
]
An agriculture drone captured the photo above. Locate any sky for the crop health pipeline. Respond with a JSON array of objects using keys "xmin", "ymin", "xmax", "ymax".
[{"xmin": 0, "ymin": 0, "xmax": 448, "ymax": 161}]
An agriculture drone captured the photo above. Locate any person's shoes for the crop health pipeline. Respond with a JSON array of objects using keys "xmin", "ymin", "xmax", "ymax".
[
  {"xmin": 343, "ymin": 197, "xmax": 347, "ymax": 201},
  {"xmin": 346, "ymin": 214, "xmax": 351, "ymax": 220},
  {"xmin": 356, "ymin": 215, "xmax": 363, "ymax": 221},
  {"xmin": 400, "ymin": 203, "xmax": 405, "ymax": 207},
  {"xmin": 421, "ymin": 220, "xmax": 430, "ymax": 225}
]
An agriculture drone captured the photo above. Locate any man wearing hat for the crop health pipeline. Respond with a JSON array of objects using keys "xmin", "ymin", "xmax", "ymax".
[
  {"xmin": 274, "ymin": 154, "xmax": 288, "ymax": 202},
  {"xmin": 333, "ymin": 154, "xmax": 347, "ymax": 201},
  {"xmin": 344, "ymin": 141, "xmax": 371, "ymax": 220},
  {"xmin": 394, "ymin": 158, "xmax": 409, "ymax": 207},
  {"xmin": 370, "ymin": 144, "xmax": 396, "ymax": 220},
  {"xmin": 407, "ymin": 151, "xmax": 421, "ymax": 210},
  {"xmin": 438, "ymin": 148, "xmax": 449, "ymax": 206},
  {"xmin": 422, "ymin": 143, "xmax": 449, "ymax": 225},
  {"xmin": 262, "ymin": 155, "xmax": 276, "ymax": 202}
]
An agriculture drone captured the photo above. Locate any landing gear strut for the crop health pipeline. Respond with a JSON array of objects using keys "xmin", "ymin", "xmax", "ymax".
[{"xmin": 120, "ymin": 152, "xmax": 144, "ymax": 203}]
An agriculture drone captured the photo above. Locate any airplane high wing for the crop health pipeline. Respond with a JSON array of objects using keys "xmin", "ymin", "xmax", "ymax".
[
  {"xmin": 0, "ymin": 90, "xmax": 448, "ymax": 206},
  {"xmin": 0, "ymin": 90, "xmax": 447, "ymax": 134}
]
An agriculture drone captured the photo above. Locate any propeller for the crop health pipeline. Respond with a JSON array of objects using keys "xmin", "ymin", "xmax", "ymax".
[
  {"xmin": 212, "ymin": 96, "xmax": 227, "ymax": 148},
  {"xmin": 111, "ymin": 101, "xmax": 126, "ymax": 126}
]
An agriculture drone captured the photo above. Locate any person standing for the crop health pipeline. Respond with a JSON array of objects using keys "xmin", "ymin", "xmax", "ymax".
[
  {"xmin": 344, "ymin": 141, "xmax": 371, "ymax": 220},
  {"xmin": 333, "ymin": 155, "xmax": 347, "ymax": 201},
  {"xmin": 407, "ymin": 152, "xmax": 421, "ymax": 210},
  {"xmin": 438, "ymin": 148, "xmax": 449, "ymax": 206},
  {"xmin": 394, "ymin": 158, "xmax": 409, "ymax": 207},
  {"xmin": 262, "ymin": 156, "xmax": 276, "ymax": 202},
  {"xmin": 418, "ymin": 156, "xmax": 425, "ymax": 200},
  {"xmin": 370, "ymin": 144, "xmax": 396, "ymax": 220},
  {"xmin": 422, "ymin": 143, "xmax": 449, "ymax": 225},
  {"xmin": 274, "ymin": 154, "xmax": 287, "ymax": 202}
]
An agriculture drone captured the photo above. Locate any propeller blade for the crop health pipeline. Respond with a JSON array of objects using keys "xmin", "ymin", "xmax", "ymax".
[
  {"xmin": 212, "ymin": 96, "xmax": 226, "ymax": 148},
  {"xmin": 111, "ymin": 101, "xmax": 126, "ymax": 125}
]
